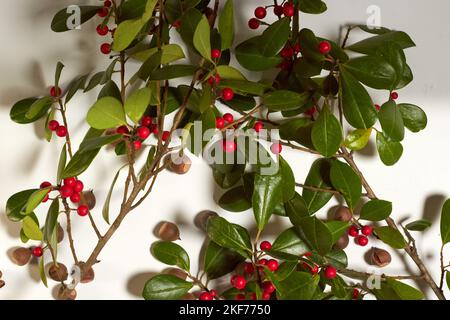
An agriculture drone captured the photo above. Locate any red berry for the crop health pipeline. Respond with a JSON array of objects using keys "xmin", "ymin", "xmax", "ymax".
[
  {"xmin": 304, "ymin": 107, "xmax": 317, "ymax": 117},
  {"xmin": 40, "ymin": 181, "xmax": 52, "ymax": 189},
  {"xmin": 361, "ymin": 225, "xmax": 373, "ymax": 236},
  {"xmin": 199, "ymin": 292, "xmax": 213, "ymax": 300},
  {"xmin": 116, "ymin": 125, "xmax": 129, "ymax": 135},
  {"xmin": 348, "ymin": 226, "xmax": 359, "ymax": 237},
  {"xmin": 208, "ymin": 73, "xmax": 221, "ymax": 86},
  {"xmin": 100, "ymin": 43, "xmax": 111, "ymax": 54},
  {"xmin": 375, "ymin": 104, "xmax": 381, "ymax": 111},
  {"xmin": 352, "ymin": 288, "xmax": 360, "ymax": 300},
  {"xmin": 211, "ymin": 49, "xmax": 221, "ymax": 59},
  {"xmin": 274, "ymin": 5, "xmax": 284, "ymax": 16},
  {"xmin": 324, "ymin": 266, "xmax": 337, "ymax": 279},
  {"xmin": 233, "ymin": 275, "xmax": 246, "ymax": 290},
  {"xmin": 235, "ymin": 294, "xmax": 246, "ymax": 300},
  {"xmin": 270, "ymin": 143, "xmax": 282, "ymax": 154},
  {"xmin": 267, "ymin": 259, "xmax": 279, "ymax": 272},
  {"xmin": 70, "ymin": 192, "xmax": 81, "ymax": 204},
  {"xmin": 283, "ymin": 3, "xmax": 295, "ymax": 17},
  {"xmin": 248, "ymin": 18, "xmax": 260, "ymax": 30},
  {"xmin": 64, "ymin": 177, "xmax": 77, "ymax": 188},
  {"xmin": 48, "ymin": 120, "xmax": 59, "ymax": 131},
  {"xmin": 303, "ymin": 251, "xmax": 312, "ymax": 258},
  {"xmin": 152, "ymin": 125, "xmax": 159, "ymax": 136},
  {"xmin": 133, "ymin": 140, "xmax": 142, "ymax": 151},
  {"xmin": 60, "ymin": 185, "xmax": 73, "ymax": 198},
  {"xmin": 244, "ymin": 262, "xmax": 255, "ymax": 274},
  {"xmin": 141, "ymin": 116, "xmax": 153, "ymax": 127},
  {"xmin": 216, "ymin": 117, "xmax": 225, "ymax": 129},
  {"xmin": 222, "ymin": 88, "xmax": 234, "ymax": 101},
  {"xmin": 319, "ymin": 41, "xmax": 331, "ymax": 54},
  {"xmin": 73, "ymin": 180, "xmax": 84, "ymax": 193},
  {"xmin": 50, "ymin": 86, "xmax": 62, "ymax": 97},
  {"xmin": 96, "ymin": 24, "xmax": 109, "ymax": 36},
  {"xmin": 210, "ymin": 290, "xmax": 217, "ymax": 297},
  {"xmin": 172, "ymin": 20, "xmax": 182, "ymax": 29},
  {"xmin": 357, "ymin": 235, "xmax": 369, "ymax": 247},
  {"xmin": 390, "ymin": 92, "xmax": 399, "ymax": 100},
  {"xmin": 250, "ymin": 292, "xmax": 257, "ymax": 300},
  {"xmin": 262, "ymin": 281, "xmax": 275, "ymax": 294},
  {"xmin": 254, "ymin": 121, "xmax": 264, "ymax": 133},
  {"xmin": 222, "ymin": 140, "xmax": 237, "ymax": 154},
  {"xmin": 262, "ymin": 292, "xmax": 271, "ymax": 300},
  {"xmin": 56, "ymin": 126, "xmax": 68, "ymax": 138},
  {"xmin": 42, "ymin": 194, "xmax": 50, "ymax": 203},
  {"xmin": 223, "ymin": 113, "xmax": 234, "ymax": 123},
  {"xmin": 97, "ymin": 7, "xmax": 108, "ymax": 17},
  {"xmin": 77, "ymin": 205, "xmax": 89, "ymax": 217},
  {"xmin": 293, "ymin": 43, "xmax": 301, "ymax": 54},
  {"xmin": 260, "ymin": 241, "xmax": 272, "ymax": 251},
  {"xmin": 137, "ymin": 126, "xmax": 151, "ymax": 140},
  {"xmin": 230, "ymin": 275, "xmax": 238, "ymax": 285},
  {"xmin": 32, "ymin": 246, "xmax": 43, "ymax": 257},
  {"xmin": 258, "ymin": 259, "xmax": 268, "ymax": 266},
  {"xmin": 104, "ymin": 0, "xmax": 112, "ymax": 7},
  {"xmin": 303, "ymin": 263, "xmax": 319, "ymax": 275},
  {"xmin": 254, "ymin": 7, "xmax": 267, "ymax": 19},
  {"xmin": 162, "ymin": 131, "xmax": 170, "ymax": 141},
  {"xmin": 281, "ymin": 46, "xmax": 294, "ymax": 59}
]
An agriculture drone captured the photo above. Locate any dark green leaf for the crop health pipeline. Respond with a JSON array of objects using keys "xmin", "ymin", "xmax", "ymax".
[
  {"xmin": 376, "ymin": 132, "xmax": 403, "ymax": 166},
  {"xmin": 279, "ymin": 157, "xmax": 295, "ymax": 202},
  {"xmin": 405, "ymin": 219, "xmax": 432, "ymax": 232},
  {"xmin": 326, "ymin": 221, "xmax": 351, "ymax": 244},
  {"xmin": 270, "ymin": 228, "xmax": 310, "ymax": 260},
  {"xmin": 193, "ymin": 15, "xmax": 212, "ymax": 61},
  {"xmin": 311, "ymin": 106, "xmax": 343, "ymax": 157},
  {"xmin": 51, "ymin": 6, "xmax": 102, "ymax": 32},
  {"xmin": 330, "ymin": 160, "xmax": 362, "ymax": 209},
  {"xmin": 347, "ymin": 31, "xmax": 415, "ymax": 54},
  {"xmin": 56, "ymin": 144, "xmax": 67, "ymax": 184},
  {"xmin": 39, "ymin": 256, "xmax": 48, "ymax": 287},
  {"xmin": 342, "ymin": 56, "xmax": 396, "ymax": 90},
  {"xmin": 151, "ymin": 241, "xmax": 190, "ymax": 271},
  {"xmin": 398, "ymin": 104, "xmax": 427, "ymax": 133},
  {"xmin": 378, "ymin": 100, "xmax": 405, "ymax": 142},
  {"xmin": 178, "ymin": 8, "xmax": 202, "ymax": 50},
  {"xmin": 373, "ymin": 278, "xmax": 423, "ymax": 300},
  {"xmin": 299, "ymin": 0, "xmax": 327, "ymax": 14},
  {"xmin": 360, "ymin": 199, "xmax": 392, "ymax": 221},
  {"xmin": 279, "ymin": 118, "xmax": 315, "ymax": 149},
  {"xmin": 285, "ymin": 193, "xmax": 310, "ymax": 226},
  {"xmin": 84, "ymin": 72, "xmax": 105, "ymax": 92},
  {"xmin": 65, "ymin": 74, "xmax": 89, "ymax": 104},
  {"xmin": 375, "ymin": 226, "xmax": 406, "ymax": 249},
  {"xmin": 6, "ymin": 189, "xmax": 37, "ymax": 222},
  {"xmin": 253, "ymin": 172, "xmax": 283, "ymax": 231},
  {"xmin": 204, "ymin": 241, "xmax": 244, "ymax": 280},
  {"xmin": 441, "ymin": 199, "xmax": 450, "ymax": 244},
  {"xmin": 103, "ymin": 166, "xmax": 125, "ymax": 224},
  {"xmin": 26, "ymin": 97, "xmax": 53, "ymax": 120},
  {"xmin": 150, "ymin": 65, "xmax": 198, "ymax": 80},
  {"xmin": 235, "ymin": 37, "xmax": 282, "ymax": 71},
  {"xmin": 43, "ymin": 199, "xmax": 60, "ymax": 242},
  {"xmin": 61, "ymin": 149, "xmax": 100, "ymax": 179},
  {"xmin": 10, "ymin": 98, "xmax": 46, "ymax": 124},
  {"xmin": 263, "ymin": 90, "xmax": 310, "ymax": 111},
  {"xmin": 54, "ymin": 62, "xmax": 64, "ymax": 87},
  {"xmin": 219, "ymin": 79, "xmax": 266, "ymax": 96},
  {"xmin": 142, "ymin": 274, "xmax": 193, "ymax": 300},
  {"xmin": 258, "ymin": 18, "xmax": 290, "ymax": 57},
  {"xmin": 293, "ymin": 216, "xmax": 333, "ymax": 256},
  {"xmin": 79, "ymin": 134, "xmax": 123, "ymax": 153},
  {"xmin": 277, "ymin": 272, "xmax": 319, "ymax": 300},
  {"xmin": 218, "ymin": 0, "xmax": 234, "ymax": 50},
  {"xmin": 302, "ymin": 159, "xmax": 333, "ymax": 213},
  {"xmin": 218, "ymin": 186, "xmax": 251, "ymax": 212},
  {"xmin": 99, "ymin": 80, "xmax": 122, "ymax": 101}
]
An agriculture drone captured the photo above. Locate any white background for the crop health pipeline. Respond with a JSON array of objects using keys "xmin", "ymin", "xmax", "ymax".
[{"xmin": 1, "ymin": 0, "xmax": 450, "ymax": 300}]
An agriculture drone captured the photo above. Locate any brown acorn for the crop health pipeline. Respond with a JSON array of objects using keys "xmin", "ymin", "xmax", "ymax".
[
  {"xmin": 57, "ymin": 285, "xmax": 77, "ymax": 300},
  {"xmin": 0, "ymin": 280, "xmax": 5, "ymax": 289},
  {"xmin": 76, "ymin": 261, "xmax": 95, "ymax": 283},
  {"xmin": 57, "ymin": 224, "xmax": 64, "ymax": 243},
  {"xmin": 194, "ymin": 210, "xmax": 219, "ymax": 231},
  {"xmin": 164, "ymin": 268, "xmax": 188, "ymax": 280},
  {"xmin": 370, "ymin": 248, "xmax": 392, "ymax": 267},
  {"xmin": 334, "ymin": 234, "xmax": 349, "ymax": 250},
  {"xmin": 80, "ymin": 190, "xmax": 96, "ymax": 210},
  {"xmin": 165, "ymin": 154, "xmax": 192, "ymax": 175},
  {"xmin": 48, "ymin": 263, "xmax": 68, "ymax": 282},
  {"xmin": 156, "ymin": 221, "xmax": 180, "ymax": 241},
  {"xmin": 334, "ymin": 206, "xmax": 353, "ymax": 222},
  {"xmin": 11, "ymin": 247, "xmax": 32, "ymax": 266}
]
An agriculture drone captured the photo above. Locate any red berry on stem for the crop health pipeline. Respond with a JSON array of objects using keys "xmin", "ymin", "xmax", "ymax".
[
  {"xmin": 40, "ymin": 181, "xmax": 52, "ymax": 189},
  {"xmin": 211, "ymin": 49, "xmax": 221, "ymax": 59},
  {"xmin": 233, "ymin": 275, "xmax": 246, "ymax": 290},
  {"xmin": 141, "ymin": 116, "xmax": 153, "ymax": 127},
  {"xmin": 235, "ymin": 294, "xmax": 246, "ymax": 300},
  {"xmin": 60, "ymin": 185, "xmax": 73, "ymax": 198},
  {"xmin": 117, "ymin": 125, "xmax": 129, "ymax": 134},
  {"xmin": 48, "ymin": 120, "xmax": 59, "ymax": 131},
  {"xmin": 254, "ymin": 121, "xmax": 264, "ymax": 133},
  {"xmin": 50, "ymin": 86, "xmax": 62, "ymax": 97},
  {"xmin": 258, "ymin": 259, "xmax": 268, "ymax": 266},
  {"xmin": 56, "ymin": 126, "xmax": 68, "ymax": 137},
  {"xmin": 209, "ymin": 290, "xmax": 217, "ymax": 297},
  {"xmin": 262, "ymin": 292, "xmax": 271, "ymax": 300},
  {"xmin": 222, "ymin": 88, "xmax": 234, "ymax": 101},
  {"xmin": 208, "ymin": 74, "xmax": 221, "ymax": 86},
  {"xmin": 303, "ymin": 251, "xmax": 312, "ymax": 258},
  {"xmin": 172, "ymin": 20, "xmax": 181, "ymax": 29},
  {"xmin": 97, "ymin": 7, "xmax": 108, "ymax": 17},
  {"xmin": 162, "ymin": 131, "xmax": 170, "ymax": 141},
  {"xmin": 133, "ymin": 140, "xmax": 142, "ymax": 151},
  {"xmin": 244, "ymin": 262, "xmax": 255, "ymax": 274},
  {"xmin": 319, "ymin": 41, "xmax": 331, "ymax": 54},
  {"xmin": 100, "ymin": 43, "xmax": 111, "ymax": 54},
  {"xmin": 375, "ymin": 104, "xmax": 381, "ymax": 111},
  {"xmin": 303, "ymin": 263, "xmax": 319, "ymax": 275},
  {"xmin": 270, "ymin": 143, "xmax": 282, "ymax": 154},
  {"xmin": 32, "ymin": 246, "xmax": 43, "ymax": 257},
  {"xmin": 248, "ymin": 18, "xmax": 260, "ymax": 30},
  {"xmin": 274, "ymin": 5, "xmax": 284, "ymax": 16},
  {"xmin": 348, "ymin": 226, "xmax": 359, "ymax": 237},
  {"xmin": 260, "ymin": 241, "xmax": 272, "ymax": 251},
  {"xmin": 254, "ymin": 7, "xmax": 267, "ymax": 19},
  {"xmin": 262, "ymin": 281, "xmax": 275, "ymax": 294},
  {"xmin": 70, "ymin": 193, "xmax": 81, "ymax": 204},
  {"xmin": 216, "ymin": 117, "xmax": 225, "ymax": 129},
  {"xmin": 283, "ymin": 3, "xmax": 295, "ymax": 17},
  {"xmin": 391, "ymin": 92, "xmax": 399, "ymax": 100},
  {"xmin": 357, "ymin": 235, "xmax": 369, "ymax": 246},
  {"xmin": 230, "ymin": 275, "xmax": 238, "ymax": 285},
  {"xmin": 361, "ymin": 225, "xmax": 373, "ymax": 236},
  {"xmin": 352, "ymin": 288, "xmax": 360, "ymax": 300},
  {"xmin": 73, "ymin": 180, "xmax": 84, "ymax": 193},
  {"xmin": 281, "ymin": 46, "xmax": 294, "ymax": 59},
  {"xmin": 267, "ymin": 259, "xmax": 279, "ymax": 272},
  {"xmin": 137, "ymin": 126, "xmax": 151, "ymax": 140},
  {"xmin": 152, "ymin": 126, "xmax": 159, "ymax": 136},
  {"xmin": 222, "ymin": 140, "xmax": 237, "ymax": 154},
  {"xmin": 42, "ymin": 194, "xmax": 49, "ymax": 203},
  {"xmin": 96, "ymin": 24, "xmax": 109, "ymax": 36},
  {"xmin": 223, "ymin": 113, "xmax": 234, "ymax": 123},
  {"xmin": 324, "ymin": 266, "xmax": 337, "ymax": 279},
  {"xmin": 77, "ymin": 205, "xmax": 89, "ymax": 217},
  {"xmin": 199, "ymin": 292, "xmax": 213, "ymax": 300},
  {"xmin": 64, "ymin": 177, "xmax": 77, "ymax": 188},
  {"xmin": 250, "ymin": 292, "xmax": 257, "ymax": 300},
  {"xmin": 104, "ymin": 0, "xmax": 112, "ymax": 7}
]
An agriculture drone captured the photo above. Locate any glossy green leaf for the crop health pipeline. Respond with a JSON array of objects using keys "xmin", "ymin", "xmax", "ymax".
[
  {"xmin": 103, "ymin": 166, "xmax": 125, "ymax": 224},
  {"xmin": 298, "ymin": 28, "xmax": 324, "ymax": 63},
  {"xmin": 178, "ymin": 8, "xmax": 202, "ymax": 50},
  {"xmin": 124, "ymin": 87, "xmax": 152, "ymax": 123},
  {"xmin": 193, "ymin": 15, "xmax": 211, "ymax": 61},
  {"xmin": 150, "ymin": 65, "xmax": 198, "ymax": 80},
  {"xmin": 376, "ymin": 132, "xmax": 403, "ymax": 166},
  {"xmin": 215, "ymin": 65, "xmax": 246, "ymax": 80},
  {"xmin": 405, "ymin": 219, "xmax": 432, "ymax": 232},
  {"xmin": 376, "ymin": 42, "xmax": 406, "ymax": 90},
  {"xmin": 10, "ymin": 98, "xmax": 46, "ymax": 124},
  {"xmin": 279, "ymin": 118, "xmax": 315, "ymax": 149},
  {"xmin": 61, "ymin": 149, "xmax": 100, "ymax": 179},
  {"xmin": 133, "ymin": 44, "xmax": 185, "ymax": 64},
  {"xmin": 311, "ymin": 106, "xmax": 343, "ymax": 157},
  {"xmin": 347, "ymin": 31, "xmax": 415, "ymax": 55},
  {"xmin": 270, "ymin": 228, "xmax": 310, "ymax": 260},
  {"xmin": 23, "ymin": 188, "xmax": 50, "ymax": 215},
  {"xmin": 360, "ymin": 199, "xmax": 392, "ymax": 221},
  {"xmin": 373, "ymin": 278, "xmax": 423, "ymax": 300},
  {"xmin": 142, "ymin": 274, "xmax": 193, "ymax": 300},
  {"xmin": 285, "ymin": 193, "xmax": 310, "ymax": 226},
  {"xmin": 342, "ymin": 56, "xmax": 396, "ymax": 90},
  {"xmin": 151, "ymin": 241, "xmax": 190, "ymax": 271},
  {"xmin": 258, "ymin": 18, "xmax": 290, "ymax": 57},
  {"xmin": 65, "ymin": 74, "xmax": 89, "ymax": 104},
  {"xmin": 279, "ymin": 157, "xmax": 295, "ymax": 202},
  {"xmin": 302, "ymin": 159, "xmax": 333, "ymax": 214},
  {"xmin": 99, "ymin": 80, "xmax": 122, "ymax": 101},
  {"xmin": 218, "ymin": 0, "xmax": 234, "ymax": 50},
  {"xmin": 253, "ymin": 172, "xmax": 283, "ymax": 231},
  {"xmin": 277, "ymin": 272, "xmax": 320, "ymax": 300},
  {"xmin": 344, "ymin": 128, "xmax": 372, "ymax": 151},
  {"xmin": 218, "ymin": 186, "xmax": 251, "ymax": 212},
  {"xmin": 330, "ymin": 160, "xmax": 362, "ymax": 209},
  {"xmin": 378, "ymin": 100, "xmax": 405, "ymax": 142},
  {"xmin": 398, "ymin": 104, "xmax": 427, "ymax": 133},
  {"xmin": 22, "ymin": 216, "xmax": 43, "ymax": 241},
  {"xmin": 6, "ymin": 189, "xmax": 37, "ymax": 222},
  {"xmin": 51, "ymin": 6, "xmax": 102, "ymax": 32},
  {"xmin": 263, "ymin": 90, "xmax": 310, "ymax": 111},
  {"xmin": 375, "ymin": 226, "xmax": 406, "ymax": 249},
  {"xmin": 294, "ymin": 216, "xmax": 333, "ymax": 256},
  {"xmin": 79, "ymin": 134, "xmax": 123, "ymax": 153},
  {"xmin": 235, "ymin": 37, "xmax": 282, "ymax": 71},
  {"xmin": 327, "ymin": 221, "xmax": 351, "ymax": 244},
  {"xmin": 299, "ymin": 0, "xmax": 327, "ymax": 14},
  {"xmin": 39, "ymin": 256, "xmax": 48, "ymax": 287},
  {"xmin": 43, "ymin": 199, "xmax": 59, "ymax": 242},
  {"xmin": 84, "ymin": 72, "xmax": 105, "ymax": 92},
  {"xmin": 25, "ymin": 97, "xmax": 53, "ymax": 120},
  {"xmin": 441, "ymin": 199, "xmax": 450, "ymax": 244},
  {"xmin": 87, "ymin": 97, "xmax": 126, "ymax": 129},
  {"xmin": 56, "ymin": 144, "xmax": 67, "ymax": 184},
  {"xmin": 204, "ymin": 241, "xmax": 244, "ymax": 280},
  {"xmin": 218, "ymin": 79, "xmax": 266, "ymax": 96}
]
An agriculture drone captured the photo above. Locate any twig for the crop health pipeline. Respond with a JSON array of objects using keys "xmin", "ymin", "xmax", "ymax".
[
  {"xmin": 340, "ymin": 268, "xmax": 424, "ymax": 281},
  {"xmin": 62, "ymin": 199, "xmax": 78, "ymax": 264},
  {"xmin": 295, "ymin": 183, "xmax": 340, "ymax": 195}
]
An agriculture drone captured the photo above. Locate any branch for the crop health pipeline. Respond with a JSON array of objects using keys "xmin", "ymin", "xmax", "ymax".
[
  {"xmin": 340, "ymin": 268, "xmax": 424, "ymax": 281},
  {"xmin": 295, "ymin": 182, "xmax": 340, "ymax": 195},
  {"xmin": 62, "ymin": 199, "xmax": 78, "ymax": 264}
]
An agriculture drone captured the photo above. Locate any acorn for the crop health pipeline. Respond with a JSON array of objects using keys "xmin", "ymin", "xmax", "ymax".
[
  {"xmin": 0, "ymin": 280, "xmax": 5, "ymax": 289},
  {"xmin": 194, "ymin": 210, "xmax": 218, "ymax": 231},
  {"xmin": 80, "ymin": 190, "xmax": 96, "ymax": 210},
  {"xmin": 57, "ymin": 285, "xmax": 77, "ymax": 300},
  {"xmin": 334, "ymin": 206, "xmax": 353, "ymax": 222},
  {"xmin": 164, "ymin": 268, "xmax": 188, "ymax": 280},
  {"xmin": 57, "ymin": 224, "xmax": 64, "ymax": 243},
  {"xmin": 48, "ymin": 263, "xmax": 68, "ymax": 282},
  {"xmin": 11, "ymin": 247, "xmax": 32, "ymax": 266},
  {"xmin": 370, "ymin": 248, "xmax": 392, "ymax": 267},
  {"xmin": 156, "ymin": 221, "xmax": 180, "ymax": 241},
  {"xmin": 165, "ymin": 154, "xmax": 192, "ymax": 175},
  {"xmin": 334, "ymin": 234, "xmax": 349, "ymax": 250},
  {"xmin": 76, "ymin": 261, "xmax": 95, "ymax": 283}
]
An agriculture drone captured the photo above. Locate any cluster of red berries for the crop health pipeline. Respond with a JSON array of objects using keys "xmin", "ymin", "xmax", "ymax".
[
  {"xmin": 374, "ymin": 92, "xmax": 399, "ymax": 111},
  {"xmin": 248, "ymin": 2, "xmax": 296, "ymax": 30},
  {"xmin": 47, "ymin": 86, "xmax": 68, "ymax": 137},
  {"xmin": 58, "ymin": 177, "xmax": 89, "ymax": 217},
  {"xmin": 348, "ymin": 225, "xmax": 373, "ymax": 246},
  {"xmin": 96, "ymin": 0, "xmax": 114, "ymax": 54},
  {"xmin": 299, "ymin": 251, "xmax": 337, "ymax": 279}
]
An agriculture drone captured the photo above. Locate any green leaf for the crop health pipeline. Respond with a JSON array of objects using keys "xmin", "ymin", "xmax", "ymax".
[
  {"xmin": 235, "ymin": 37, "xmax": 282, "ymax": 71},
  {"xmin": 376, "ymin": 42, "xmax": 406, "ymax": 90},
  {"xmin": 327, "ymin": 221, "xmax": 351, "ymax": 244},
  {"xmin": 376, "ymin": 132, "xmax": 403, "ymax": 166},
  {"xmin": 405, "ymin": 219, "xmax": 432, "ymax": 232},
  {"xmin": 6, "ymin": 189, "xmax": 37, "ymax": 222},
  {"xmin": 398, "ymin": 104, "xmax": 427, "ymax": 133},
  {"xmin": 139, "ymin": 147, "xmax": 156, "ymax": 184},
  {"xmin": 258, "ymin": 18, "xmax": 290, "ymax": 57},
  {"xmin": 293, "ymin": 216, "xmax": 333, "ymax": 256},
  {"xmin": 51, "ymin": 6, "xmax": 102, "ymax": 32},
  {"xmin": 446, "ymin": 272, "xmax": 450, "ymax": 291},
  {"xmin": 342, "ymin": 56, "xmax": 396, "ymax": 90},
  {"xmin": 360, "ymin": 199, "xmax": 392, "ymax": 221},
  {"xmin": 43, "ymin": 199, "xmax": 59, "ymax": 242},
  {"xmin": 151, "ymin": 241, "xmax": 190, "ymax": 271},
  {"xmin": 101, "ymin": 59, "xmax": 119, "ymax": 85},
  {"xmin": 178, "ymin": 8, "xmax": 203, "ymax": 50},
  {"xmin": 218, "ymin": 186, "xmax": 251, "ymax": 212},
  {"xmin": 378, "ymin": 100, "xmax": 405, "ymax": 142},
  {"xmin": 263, "ymin": 90, "xmax": 310, "ymax": 112},
  {"xmin": 279, "ymin": 118, "xmax": 314, "ymax": 149},
  {"xmin": 56, "ymin": 144, "xmax": 67, "ymax": 184},
  {"xmin": 270, "ymin": 228, "xmax": 310, "ymax": 260},
  {"xmin": 218, "ymin": 79, "xmax": 266, "ymax": 96},
  {"xmin": 103, "ymin": 166, "xmax": 125, "ymax": 224},
  {"xmin": 25, "ymin": 97, "xmax": 53, "ymax": 120},
  {"xmin": 99, "ymin": 80, "xmax": 122, "ymax": 101},
  {"xmin": 23, "ymin": 188, "xmax": 50, "ymax": 215},
  {"xmin": 218, "ymin": 0, "xmax": 234, "ymax": 50},
  {"xmin": 124, "ymin": 87, "xmax": 152, "ymax": 123},
  {"xmin": 347, "ymin": 31, "xmax": 415, "ymax": 55},
  {"xmin": 10, "ymin": 98, "xmax": 47, "ymax": 124},
  {"xmin": 87, "ymin": 97, "xmax": 126, "ymax": 129},
  {"xmin": 133, "ymin": 44, "xmax": 185, "ymax": 64},
  {"xmin": 79, "ymin": 134, "xmax": 123, "ymax": 153},
  {"xmin": 299, "ymin": 0, "xmax": 327, "ymax": 14},
  {"xmin": 193, "ymin": 15, "xmax": 211, "ymax": 61},
  {"xmin": 339, "ymin": 67, "xmax": 377, "ymax": 129},
  {"xmin": 302, "ymin": 159, "xmax": 333, "ymax": 214},
  {"xmin": 206, "ymin": 216, "xmax": 252, "ymax": 258},
  {"xmin": 142, "ymin": 274, "xmax": 193, "ymax": 300},
  {"xmin": 330, "ymin": 160, "xmax": 362, "ymax": 209},
  {"xmin": 375, "ymin": 226, "xmax": 406, "ymax": 249},
  {"xmin": 65, "ymin": 74, "xmax": 89, "ymax": 104},
  {"xmin": 373, "ymin": 278, "xmax": 423, "ymax": 300},
  {"xmin": 277, "ymin": 272, "xmax": 320, "ymax": 300},
  {"xmin": 215, "ymin": 65, "xmax": 246, "ymax": 80},
  {"xmin": 253, "ymin": 172, "xmax": 283, "ymax": 231},
  {"xmin": 441, "ymin": 199, "xmax": 450, "ymax": 244},
  {"xmin": 279, "ymin": 157, "xmax": 295, "ymax": 202},
  {"xmin": 311, "ymin": 106, "xmax": 343, "ymax": 157},
  {"xmin": 150, "ymin": 65, "xmax": 198, "ymax": 80},
  {"xmin": 204, "ymin": 241, "xmax": 245, "ymax": 280},
  {"xmin": 85, "ymin": 72, "xmax": 105, "ymax": 92},
  {"xmin": 325, "ymin": 250, "xmax": 348, "ymax": 269},
  {"xmin": 39, "ymin": 257, "xmax": 48, "ymax": 287},
  {"xmin": 298, "ymin": 28, "xmax": 324, "ymax": 63},
  {"xmin": 344, "ymin": 129, "xmax": 372, "ymax": 151},
  {"xmin": 285, "ymin": 193, "xmax": 310, "ymax": 226},
  {"xmin": 22, "ymin": 216, "xmax": 43, "ymax": 241},
  {"xmin": 61, "ymin": 149, "xmax": 100, "ymax": 179}
]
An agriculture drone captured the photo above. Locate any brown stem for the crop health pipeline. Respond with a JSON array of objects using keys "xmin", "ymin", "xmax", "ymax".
[
  {"xmin": 295, "ymin": 182, "xmax": 340, "ymax": 195},
  {"xmin": 340, "ymin": 268, "xmax": 424, "ymax": 281},
  {"xmin": 62, "ymin": 199, "xmax": 78, "ymax": 264},
  {"xmin": 439, "ymin": 244, "xmax": 445, "ymax": 290}
]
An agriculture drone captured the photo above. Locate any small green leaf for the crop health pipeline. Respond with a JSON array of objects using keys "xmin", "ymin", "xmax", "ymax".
[
  {"xmin": 142, "ymin": 274, "xmax": 193, "ymax": 300},
  {"xmin": 360, "ymin": 199, "xmax": 392, "ymax": 221},
  {"xmin": 56, "ymin": 144, "xmax": 67, "ymax": 184},
  {"xmin": 193, "ymin": 15, "xmax": 212, "ymax": 61},
  {"xmin": 292, "ymin": 216, "xmax": 333, "ymax": 256},
  {"xmin": 85, "ymin": 72, "xmax": 105, "ymax": 92},
  {"xmin": 218, "ymin": 0, "xmax": 234, "ymax": 50},
  {"xmin": 103, "ymin": 166, "xmax": 125, "ymax": 224},
  {"xmin": 10, "ymin": 98, "xmax": 47, "ymax": 124},
  {"xmin": 279, "ymin": 157, "xmax": 295, "ymax": 202},
  {"xmin": 204, "ymin": 241, "xmax": 244, "ymax": 280},
  {"xmin": 99, "ymin": 80, "xmax": 122, "ymax": 101},
  {"xmin": 151, "ymin": 241, "xmax": 190, "ymax": 271},
  {"xmin": 51, "ymin": 6, "xmax": 102, "ymax": 32},
  {"xmin": 270, "ymin": 228, "xmax": 310, "ymax": 261},
  {"xmin": 61, "ymin": 149, "xmax": 100, "ymax": 179},
  {"xmin": 253, "ymin": 172, "xmax": 283, "ymax": 231},
  {"xmin": 342, "ymin": 56, "xmax": 396, "ymax": 90},
  {"xmin": 277, "ymin": 272, "xmax": 320, "ymax": 300},
  {"xmin": 398, "ymin": 104, "xmax": 427, "ymax": 133},
  {"xmin": 299, "ymin": 0, "xmax": 327, "ymax": 14},
  {"xmin": 235, "ymin": 37, "xmax": 282, "ymax": 71},
  {"xmin": 440, "ymin": 199, "xmax": 450, "ymax": 244},
  {"xmin": 87, "ymin": 97, "xmax": 126, "ymax": 129},
  {"xmin": 330, "ymin": 160, "xmax": 362, "ymax": 209},
  {"xmin": 311, "ymin": 106, "xmax": 343, "ymax": 157},
  {"xmin": 375, "ymin": 226, "xmax": 406, "ymax": 249},
  {"xmin": 25, "ymin": 97, "xmax": 53, "ymax": 120},
  {"xmin": 79, "ymin": 134, "xmax": 123, "ymax": 153},
  {"xmin": 43, "ymin": 199, "xmax": 60, "ymax": 242},
  {"xmin": 373, "ymin": 278, "xmax": 423, "ymax": 300},
  {"xmin": 405, "ymin": 219, "xmax": 432, "ymax": 232},
  {"xmin": 22, "ymin": 216, "xmax": 43, "ymax": 241},
  {"xmin": 258, "ymin": 18, "xmax": 290, "ymax": 57},
  {"xmin": 344, "ymin": 129, "xmax": 372, "ymax": 151},
  {"xmin": 263, "ymin": 90, "xmax": 310, "ymax": 112},
  {"xmin": 150, "ymin": 65, "xmax": 198, "ymax": 80},
  {"xmin": 302, "ymin": 159, "xmax": 333, "ymax": 214},
  {"xmin": 65, "ymin": 74, "xmax": 89, "ymax": 104},
  {"xmin": 23, "ymin": 188, "xmax": 51, "ymax": 215},
  {"xmin": 347, "ymin": 31, "xmax": 415, "ymax": 55},
  {"xmin": 39, "ymin": 257, "xmax": 48, "ymax": 287},
  {"xmin": 124, "ymin": 87, "xmax": 152, "ymax": 123},
  {"xmin": 378, "ymin": 100, "xmax": 405, "ymax": 142},
  {"xmin": 218, "ymin": 186, "xmax": 252, "ymax": 212},
  {"xmin": 6, "ymin": 189, "xmax": 37, "ymax": 222},
  {"xmin": 376, "ymin": 132, "xmax": 403, "ymax": 166}
]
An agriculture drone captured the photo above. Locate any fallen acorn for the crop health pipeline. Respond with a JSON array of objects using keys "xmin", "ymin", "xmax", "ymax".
[
  {"xmin": 57, "ymin": 224, "xmax": 64, "ymax": 243},
  {"xmin": 48, "ymin": 263, "xmax": 68, "ymax": 282},
  {"xmin": 0, "ymin": 280, "xmax": 5, "ymax": 289},
  {"xmin": 194, "ymin": 210, "xmax": 218, "ymax": 231},
  {"xmin": 165, "ymin": 154, "xmax": 192, "ymax": 175},
  {"xmin": 370, "ymin": 247, "xmax": 392, "ymax": 267},
  {"xmin": 11, "ymin": 247, "xmax": 31, "ymax": 266},
  {"xmin": 76, "ymin": 261, "xmax": 95, "ymax": 283},
  {"xmin": 80, "ymin": 190, "xmax": 96, "ymax": 210},
  {"xmin": 57, "ymin": 285, "xmax": 77, "ymax": 300},
  {"xmin": 156, "ymin": 221, "xmax": 180, "ymax": 241},
  {"xmin": 334, "ymin": 234, "xmax": 349, "ymax": 250},
  {"xmin": 334, "ymin": 206, "xmax": 353, "ymax": 222}
]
